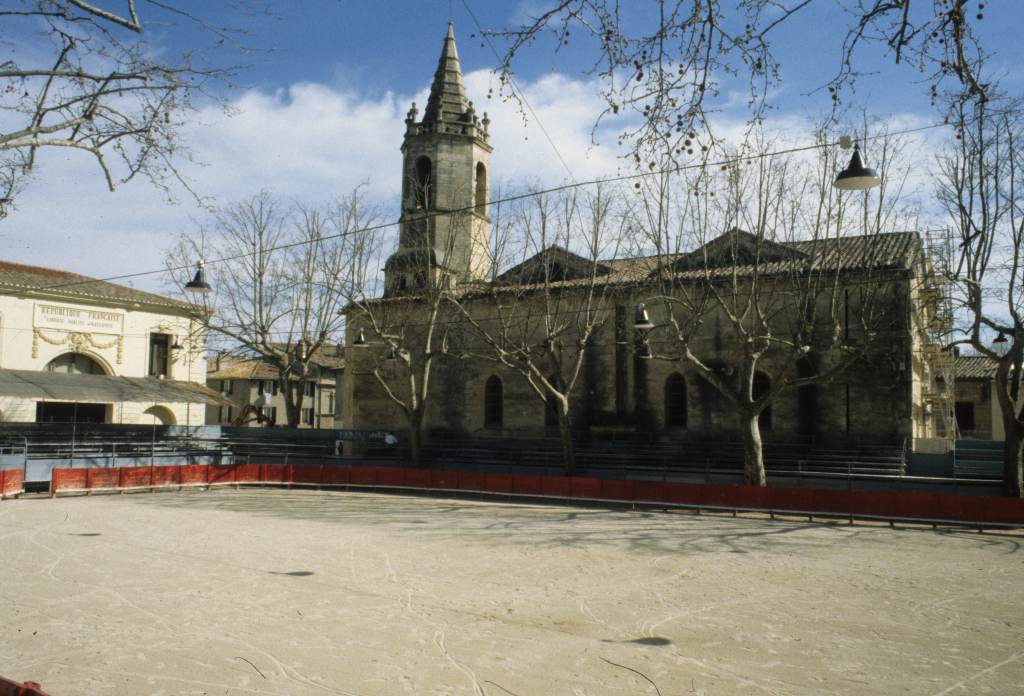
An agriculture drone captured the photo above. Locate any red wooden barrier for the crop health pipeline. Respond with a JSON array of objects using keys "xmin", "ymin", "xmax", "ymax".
[
  {"xmin": 569, "ymin": 476, "xmax": 602, "ymax": 499},
  {"xmin": 260, "ymin": 463, "xmax": 286, "ymax": 483},
  {"xmin": 430, "ymin": 469, "xmax": 459, "ymax": 489},
  {"xmin": 662, "ymin": 481, "xmax": 704, "ymax": 506},
  {"xmin": 235, "ymin": 463, "xmax": 261, "ymax": 483},
  {"xmin": 457, "ymin": 471, "xmax": 485, "ymax": 491},
  {"xmin": 41, "ymin": 461, "xmax": 1024, "ymax": 527},
  {"xmin": 291, "ymin": 464, "xmax": 322, "ymax": 485},
  {"xmin": 375, "ymin": 467, "xmax": 404, "ymax": 487},
  {"xmin": 1, "ymin": 469, "xmax": 25, "ymax": 497},
  {"xmin": 180, "ymin": 464, "xmax": 209, "ymax": 486},
  {"xmin": 404, "ymin": 469, "xmax": 432, "ymax": 488},
  {"xmin": 540, "ymin": 475, "xmax": 571, "ymax": 497},
  {"xmin": 207, "ymin": 464, "xmax": 237, "ymax": 485},
  {"xmin": 600, "ymin": 479, "xmax": 635, "ymax": 501},
  {"xmin": 513, "ymin": 474, "xmax": 543, "ymax": 495},
  {"xmin": 633, "ymin": 480, "xmax": 665, "ymax": 503},
  {"xmin": 483, "ymin": 473, "xmax": 515, "ymax": 493},
  {"xmin": 87, "ymin": 468, "xmax": 119, "ymax": 490},
  {"xmin": 321, "ymin": 466, "xmax": 350, "ymax": 485},
  {"xmin": 151, "ymin": 466, "xmax": 179, "ymax": 487},
  {"xmin": 348, "ymin": 467, "xmax": 377, "ymax": 486}
]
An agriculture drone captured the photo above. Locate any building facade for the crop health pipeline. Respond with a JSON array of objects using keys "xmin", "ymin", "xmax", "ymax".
[
  {"xmin": 206, "ymin": 350, "xmax": 343, "ymax": 429},
  {"xmin": 343, "ymin": 24, "xmax": 948, "ymax": 453},
  {"xmin": 0, "ymin": 260, "xmax": 216, "ymax": 426}
]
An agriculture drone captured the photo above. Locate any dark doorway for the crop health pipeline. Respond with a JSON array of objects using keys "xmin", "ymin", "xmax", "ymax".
[
  {"xmin": 954, "ymin": 401, "xmax": 976, "ymax": 434},
  {"xmin": 36, "ymin": 402, "xmax": 107, "ymax": 423}
]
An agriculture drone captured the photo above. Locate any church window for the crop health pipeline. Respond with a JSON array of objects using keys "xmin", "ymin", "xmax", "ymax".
[
  {"xmin": 797, "ymin": 356, "xmax": 818, "ymax": 437},
  {"xmin": 484, "ymin": 375, "xmax": 503, "ymax": 428},
  {"xmin": 665, "ymin": 373, "xmax": 687, "ymax": 428},
  {"xmin": 475, "ymin": 162, "xmax": 487, "ymax": 216},
  {"xmin": 414, "ymin": 156, "xmax": 432, "ymax": 209},
  {"xmin": 754, "ymin": 371, "xmax": 772, "ymax": 430}
]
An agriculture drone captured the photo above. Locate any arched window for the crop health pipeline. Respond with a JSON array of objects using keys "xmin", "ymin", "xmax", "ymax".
[
  {"xmin": 797, "ymin": 357, "xmax": 817, "ymax": 437},
  {"xmin": 45, "ymin": 353, "xmax": 106, "ymax": 375},
  {"xmin": 753, "ymin": 371, "xmax": 772, "ymax": 430},
  {"xmin": 475, "ymin": 161, "xmax": 487, "ymax": 216},
  {"xmin": 143, "ymin": 405, "xmax": 177, "ymax": 425},
  {"xmin": 484, "ymin": 375, "xmax": 503, "ymax": 428},
  {"xmin": 664, "ymin": 372, "xmax": 687, "ymax": 428},
  {"xmin": 414, "ymin": 156, "xmax": 432, "ymax": 209}
]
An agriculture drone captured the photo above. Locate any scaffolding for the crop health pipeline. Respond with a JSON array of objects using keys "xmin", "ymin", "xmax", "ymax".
[{"xmin": 919, "ymin": 227, "xmax": 958, "ymax": 441}]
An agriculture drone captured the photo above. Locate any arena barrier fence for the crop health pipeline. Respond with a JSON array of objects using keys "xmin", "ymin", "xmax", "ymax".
[
  {"xmin": 41, "ymin": 462, "xmax": 1024, "ymax": 528},
  {"xmin": 0, "ymin": 469, "xmax": 25, "ymax": 499}
]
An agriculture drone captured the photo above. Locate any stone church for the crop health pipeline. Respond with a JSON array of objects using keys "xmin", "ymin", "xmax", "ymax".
[{"xmin": 342, "ymin": 24, "xmax": 949, "ymax": 455}]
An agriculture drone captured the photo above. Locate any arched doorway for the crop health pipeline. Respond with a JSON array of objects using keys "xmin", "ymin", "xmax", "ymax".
[
  {"xmin": 45, "ymin": 352, "xmax": 108, "ymax": 375},
  {"xmin": 664, "ymin": 372, "xmax": 687, "ymax": 428},
  {"xmin": 484, "ymin": 375, "xmax": 503, "ymax": 428},
  {"xmin": 143, "ymin": 405, "xmax": 177, "ymax": 425}
]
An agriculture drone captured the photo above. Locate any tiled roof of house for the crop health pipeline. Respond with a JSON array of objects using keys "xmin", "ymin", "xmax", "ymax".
[
  {"xmin": 953, "ymin": 355, "xmax": 998, "ymax": 380},
  {"xmin": 0, "ymin": 259, "xmax": 190, "ymax": 311},
  {"xmin": 207, "ymin": 349, "xmax": 344, "ymax": 381}
]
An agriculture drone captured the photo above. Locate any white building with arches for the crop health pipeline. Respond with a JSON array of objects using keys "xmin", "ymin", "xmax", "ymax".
[{"xmin": 0, "ymin": 259, "xmax": 220, "ymax": 426}]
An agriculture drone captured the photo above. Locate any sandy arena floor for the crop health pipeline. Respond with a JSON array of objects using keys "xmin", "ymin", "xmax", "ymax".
[{"xmin": 1, "ymin": 488, "xmax": 1022, "ymax": 696}]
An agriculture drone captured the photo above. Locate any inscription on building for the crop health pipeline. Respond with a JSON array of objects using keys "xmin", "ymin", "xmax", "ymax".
[{"xmin": 33, "ymin": 303, "xmax": 124, "ymax": 334}]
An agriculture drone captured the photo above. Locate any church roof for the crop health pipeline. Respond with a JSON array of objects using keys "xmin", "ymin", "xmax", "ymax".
[
  {"xmin": 467, "ymin": 230, "xmax": 922, "ymax": 295},
  {"xmin": 422, "ymin": 22, "xmax": 471, "ymax": 123},
  {"xmin": 0, "ymin": 259, "xmax": 191, "ymax": 311}
]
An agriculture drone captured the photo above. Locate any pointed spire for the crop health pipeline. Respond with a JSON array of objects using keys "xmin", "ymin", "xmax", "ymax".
[{"xmin": 423, "ymin": 22, "xmax": 470, "ymax": 123}]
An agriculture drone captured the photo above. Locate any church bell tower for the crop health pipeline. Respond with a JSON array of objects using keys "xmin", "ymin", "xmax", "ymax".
[{"xmin": 384, "ymin": 22, "xmax": 492, "ymax": 296}]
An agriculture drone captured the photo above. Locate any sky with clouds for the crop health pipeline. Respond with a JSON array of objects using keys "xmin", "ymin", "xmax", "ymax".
[{"xmin": 1, "ymin": 1, "xmax": 1020, "ymax": 295}]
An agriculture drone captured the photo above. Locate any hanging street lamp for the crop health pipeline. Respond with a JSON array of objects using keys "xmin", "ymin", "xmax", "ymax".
[
  {"xmin": 834, "ymin": 142, "xmax": 881, "ymax": 191},
  {"xmin": 184, "ymin": 260, "xmax": 212, "ymax": 293}
]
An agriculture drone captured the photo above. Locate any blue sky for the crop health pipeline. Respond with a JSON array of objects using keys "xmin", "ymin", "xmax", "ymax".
[{"xmin": 2, "ymin": 1, "xmax": 1021, "ymax": 292}]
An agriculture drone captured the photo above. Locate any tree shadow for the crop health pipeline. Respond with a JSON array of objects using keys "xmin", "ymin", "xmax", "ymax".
[{"xmin": 125, "ymin": 488, "xmax": 1024, "ymax": 557}]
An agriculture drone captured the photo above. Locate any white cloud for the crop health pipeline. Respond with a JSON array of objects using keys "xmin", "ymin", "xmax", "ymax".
[
  {"xmin": 0, "ymin": 62, "xmax": 950, "ymax": 297},
  {"xmin": 0, "ymin": 68, "xmax": 636, "ymax": 294}
]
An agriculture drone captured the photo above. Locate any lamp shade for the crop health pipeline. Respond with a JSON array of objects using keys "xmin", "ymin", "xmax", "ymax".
[
  {"xmin": 633, "ymin": 303, "xmax": 655, "ymax": 331},
  {"xmin": 184, "ymin": 261, "xmax": 212, "ymax": 293},
  {"xmin": 352, "ymin": 329, "xmax": 367, "ymax": 347},
  {"xmin": 993, "ymin": 331, "xmax": 1008, "ymax": 345},
  {"xmin": 834, "ymin": 144, "xmax": 881, "ymax": 190},
  {"xmin": 385, "ymin": 347, "xmax": 397, "ymax": 361}
]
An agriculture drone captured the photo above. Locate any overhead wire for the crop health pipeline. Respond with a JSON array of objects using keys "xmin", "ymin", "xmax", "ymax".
[
  {"xmin": 30, "ymin": 117, "xmax": 959, "ymax": 295},
  {"xmin": 458, "ymin": 0, "xmax": 577, "ymax": 182}
]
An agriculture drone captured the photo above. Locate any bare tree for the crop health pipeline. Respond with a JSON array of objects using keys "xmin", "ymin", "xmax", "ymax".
[
  {"xmin": 635, "ymin": 128, "xmax": 916, "ymax": 485},
  {"xmin": 0, "ymin": 1, "xmax": 252, "ymax": 216},
  {"xmin": 341, "ymin": 192, "xmax": 472, "ymax": 466},
  {"xmin": 171, "ymin": 189, "xmax": 374, "ymax": 427},
  {"xmin": 487, "ymin": 1, "xmax": 991, "ymax": 160},
  {"xmin": 453, "ymin": 185, "xmax": 627, "ymax": 474},
  {"xmin": 936, "ymin": 91, "xmax": 1024, "ymax": 497}
]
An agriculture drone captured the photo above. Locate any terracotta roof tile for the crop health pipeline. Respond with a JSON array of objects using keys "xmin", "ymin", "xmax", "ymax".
[{"xmin": 0, "ymin": 259, "xmax": 190, "ymax": 310}]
